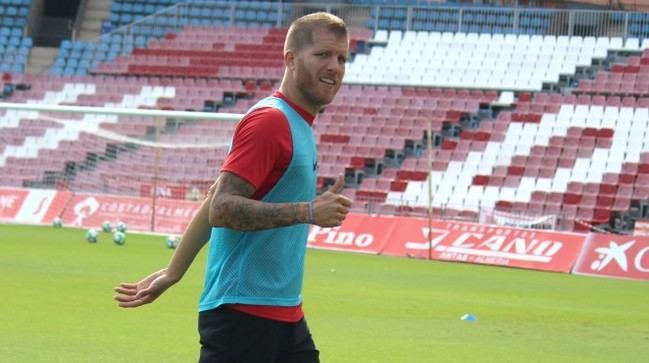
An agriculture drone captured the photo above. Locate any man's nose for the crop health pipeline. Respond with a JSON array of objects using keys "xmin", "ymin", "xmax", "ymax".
[{"xmin": 326, "ymin": 56, "xmax": 338, "ymax": 71}]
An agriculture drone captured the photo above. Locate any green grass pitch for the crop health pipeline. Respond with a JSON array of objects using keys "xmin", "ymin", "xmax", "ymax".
[{"xmin": 1, "ymin": 223, "xmax": 648, "ymax": 362}]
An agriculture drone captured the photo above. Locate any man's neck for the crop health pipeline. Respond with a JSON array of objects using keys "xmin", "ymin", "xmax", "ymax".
[{"xmin": 278, "ymin": 83, "xmax": 319, "ymax": 116}]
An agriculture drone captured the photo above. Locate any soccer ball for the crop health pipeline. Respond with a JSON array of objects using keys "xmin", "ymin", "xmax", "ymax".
[
  {"xmin": 113, "ymin": 231, "xmax": 126, "ymax": 245},
  {"xmin": 85, "ymin": 228, "xmax": 99, "ymax": 243},
  {"xmin": 101, "ymin": 221, "xmax": 113, "ymax": 233},
  {"xmin": 166, "ymin": 235, "xmax": 179, "ymax": 249},
  {"xmin": 52, "ymin": 217, "xmax": 63, "ymax": 228},
  {"xmin": 116, "ymin": 221, "xmax": 127, "ymax": 233}
]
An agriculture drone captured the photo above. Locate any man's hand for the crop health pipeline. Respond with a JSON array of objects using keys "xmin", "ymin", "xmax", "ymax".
[
  {"xmin": 312, "ymin": 175, "xmax": 352, "ymax": 227},
  {"xmin": 114, "ymin": 268, "xmax": 178, "ymax": 308}
]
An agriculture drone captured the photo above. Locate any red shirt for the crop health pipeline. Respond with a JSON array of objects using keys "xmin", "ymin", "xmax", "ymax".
[{"xmin": 220, "ymin": 91, "xmax": 315, "ymax": 322}]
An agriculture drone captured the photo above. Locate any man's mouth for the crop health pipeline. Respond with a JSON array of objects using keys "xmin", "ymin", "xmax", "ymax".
[{"xmin": 320, "ymin": 77, "xmax": 336, "ymax": 86}]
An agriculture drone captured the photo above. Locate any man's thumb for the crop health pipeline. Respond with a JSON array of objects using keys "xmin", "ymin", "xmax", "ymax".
[{"xmin": 329, "ymin": 175, "xmax": 344, "ymax": 194}]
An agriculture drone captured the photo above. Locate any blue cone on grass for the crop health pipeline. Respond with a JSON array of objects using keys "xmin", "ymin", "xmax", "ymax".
[{"xmin": 461, "ymin": 313, "xmax": 478, "ymax": 322}]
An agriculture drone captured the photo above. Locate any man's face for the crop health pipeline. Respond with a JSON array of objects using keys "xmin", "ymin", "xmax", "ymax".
[{"xmin": 290, "ymin": 27, "xmax": 348, "ymax": 112}]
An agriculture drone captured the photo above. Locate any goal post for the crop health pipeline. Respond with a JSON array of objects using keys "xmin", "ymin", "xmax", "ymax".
[{"xmin": 0, "ymin": 101, "xmax": 243, "ymax": 231}]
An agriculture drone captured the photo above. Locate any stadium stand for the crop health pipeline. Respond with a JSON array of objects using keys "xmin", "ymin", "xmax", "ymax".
[
  {"xmin": 0, "ymin": 0, "xmax": 32, "ymax": 75},
  {"xmin": 3, "ymin": 1, "xmax": 649, "ymax": 234},
  {"xmin": 346, "ymin": 31, "xmax": 638, "ymax": 90}
]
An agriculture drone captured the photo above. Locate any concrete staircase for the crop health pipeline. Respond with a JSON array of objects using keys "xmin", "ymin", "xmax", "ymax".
[
  {"xmin": 25, "ymin": 46, "xmax": 58, "ymax": 75},
  {"xmin": 76, "ymin": 0, "xmax": 112, "ymax": 41}
]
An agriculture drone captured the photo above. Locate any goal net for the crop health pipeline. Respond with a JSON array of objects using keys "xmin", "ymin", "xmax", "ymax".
[{"xmin": 0, "ymin": 102, "xmax": 241, "ymax": 201}]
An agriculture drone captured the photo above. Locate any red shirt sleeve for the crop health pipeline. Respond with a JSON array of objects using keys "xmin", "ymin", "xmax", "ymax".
[{"xmin": 220, "ymin": 107, "xmax": 293, "ymax": 200}]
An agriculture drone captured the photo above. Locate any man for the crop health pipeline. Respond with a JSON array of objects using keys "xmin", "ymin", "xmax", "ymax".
[{"xmin": 114, "ymin": 12, "xmax": 351, "ymax": 362}]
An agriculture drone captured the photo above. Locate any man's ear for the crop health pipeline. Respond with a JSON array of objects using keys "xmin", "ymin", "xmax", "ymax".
[{"xmin": 284, "ymin": 50, "xmax": 296, "ymax": 70}]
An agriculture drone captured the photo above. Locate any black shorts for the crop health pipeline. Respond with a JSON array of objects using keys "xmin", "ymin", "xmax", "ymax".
[{"xmin": 198, "ymin": 306, "xmax": 319, "ymax": 363}]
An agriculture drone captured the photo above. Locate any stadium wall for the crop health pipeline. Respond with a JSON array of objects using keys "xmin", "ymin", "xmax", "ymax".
[{"xmin": 1, "ymin": 186, "xmax": 647, "ymax": 282}]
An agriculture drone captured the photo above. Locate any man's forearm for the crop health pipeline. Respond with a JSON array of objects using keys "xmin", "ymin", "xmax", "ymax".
[
  {"xmin": 166, "ymin": 196, "xmax": 213, "ymax": 282},
  {"xmin": 210, "ymin": 195, "xmax": 310, "ymax": 231}
]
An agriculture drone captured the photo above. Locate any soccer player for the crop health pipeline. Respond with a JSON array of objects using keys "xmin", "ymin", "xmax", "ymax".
[{"xmin": 114, "ymin": 12, "xmax": 351, "ymax": 362}]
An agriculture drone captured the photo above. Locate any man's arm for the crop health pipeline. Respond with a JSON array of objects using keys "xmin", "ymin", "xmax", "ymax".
[
  {"xmin": 165, "ymin": 192, "xmax": 213, "ymax": 281},
  {"xmin": 114, "ymin": 191, "xmax": 213, "ymax": 308},
  {"xmin": 209, "ymin": 172, "xmax": 350, "ymax": 231}
]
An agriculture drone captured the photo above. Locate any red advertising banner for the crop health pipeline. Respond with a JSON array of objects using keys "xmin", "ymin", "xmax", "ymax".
[
  {"xmin": 307, "ymin": 214, "xmax": 396, "ymax": 254},
  {"xmin": 58, "ymin": 193, "xmax": 201, "ymax": 234},
  {"xmin": 308, "ymin": 214, "xmax": 586, "ymax": 273},
  {"xmin": 0, "ymin": 187, "xmax": 29, "ymax": 220},
  {"xmin": 0, "ymin": 187, "xmax": 590, "ymax": 275},
  {"xmin": 573, "ymin": 234, "xmax": 649, "ymax": 281},
  {"xmin": 15, "ymin": 189, "xmax": 72, "ymax": 224},
  {"xmin": 387, "ymin": 219, "xmax": 585, "ymax": 272},
  {"xmin": 41, "ymin": 191, "xmax": 73, "ymax": 223},
  {"xmin": 139, "ymin": 183, "xmax": 189, "ymax": 199}
]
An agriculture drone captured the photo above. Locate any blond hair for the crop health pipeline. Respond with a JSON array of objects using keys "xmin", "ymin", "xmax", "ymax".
[{"xmin": 284, "ymin": 12, "xmax": 348, "ymax": 53}]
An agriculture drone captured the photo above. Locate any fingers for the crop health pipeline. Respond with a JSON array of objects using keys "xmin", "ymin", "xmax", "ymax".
[
  {"xmin": 320, "ymin": 207, "xmax": 350, "ymax": 227},
  {"xmin": 114, "ymin": 293, "xmax": 139, "ymax": 303},
  {"xmin": 328, "ymin": 175, "xmax": 344, "ymax": 194},
  {"xmin": 114, "ymin": 285, "xmax": 137, "ymax": 295},
  {"xmin": 113, "ymin": 285, "xmax": 144, "ymax": 307},
  {"xmin": 113, "ymin": 282, "xmax": 149, "ymax": 307},
  {"xmin": 312, "ymin": 189, "xmax": 352, "ymax": 227},
  {"xmin": 117, "ymin": 282, "xmax": 138, "ymax": 289},
  {"xmin": 338, "ymin": 195, "xmax": 352, "ymax": 208},
  {"xmin": 322, "ymin": 218, "xmax": 345, "ymax": 228},
  {"xmin": 114, "ymin": 294, "xmax": 152, "ymax": 308},
  {"xmin": 117, "ymin": 301, "xmax": 146, "ymax": 308},
  {"xmin": 135, "ymin": 286, "xmax": 153, "ymax": 299},
  {"xmin": 114, "ymin": 287, "xmax": 156, "ymax": 308}
]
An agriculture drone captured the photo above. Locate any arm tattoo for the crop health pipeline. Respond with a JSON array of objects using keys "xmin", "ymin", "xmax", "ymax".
[{"xmin": 209, "ymin": 172, "xmax": 308, "ymax": 231}]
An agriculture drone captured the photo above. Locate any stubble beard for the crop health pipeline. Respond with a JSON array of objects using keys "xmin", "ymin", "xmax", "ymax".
[
  {"xmin": 298, "ymin": 78, "xmax": 329, "ymax": 112},
  {"xmin": 295, "ymin": 60, "xmax": 339, "ymax": 112}
]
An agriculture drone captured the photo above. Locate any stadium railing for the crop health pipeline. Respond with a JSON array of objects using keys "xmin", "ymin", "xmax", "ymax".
[{"xmin": 45, "ymin": 1, "xmax": 649, "ymax": 77}]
